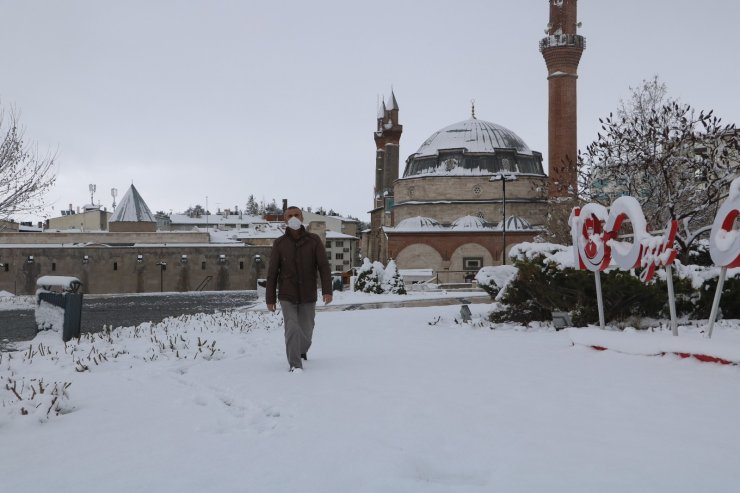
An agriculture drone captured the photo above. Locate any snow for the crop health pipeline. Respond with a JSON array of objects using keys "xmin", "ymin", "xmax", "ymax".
[
  {"xmin": 509, "ymin": 241, "xmax": 575, "ymax": 269},
  {"xmin": 491, "ymin": 215, "xmax": 535, "ymax": 231},
  {"xmin": 412, "ymin": 119, "xmax": 533, "ymax": 159},
  {"xmin": 392, "ymin": 215, "xmax": 444, "ymax": 231},
  {"xmin": 2, "ymin": 304, "xmax": 739, "ymax": 491},
  {"xmin": 0, "ymin": 293, "xmax": 34, "ymax": 311},
  {"xmin": 568, "ymin": 324, "xmax": 740, "ymax": 363},
  {"xmin": 35, "ymin": 300, "xmax": 65, "ymax": 331},
  {"xmin": 475, "ymin": 265, "xmax": 518, "ymax": 300},
  {"xmin": 450, "ymin": 215, "xmax": 489, "ymax": 230},
  {"xmin": 35, "ymin": 276, "xmax": 81, "ymax": 290}
]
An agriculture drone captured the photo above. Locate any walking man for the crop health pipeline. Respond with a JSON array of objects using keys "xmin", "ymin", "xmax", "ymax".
[{"xmin": 266, "ymin": 206, "xmax": 332, "ymax": 372}]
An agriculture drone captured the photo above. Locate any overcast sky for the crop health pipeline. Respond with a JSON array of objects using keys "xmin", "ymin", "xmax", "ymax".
[{"xmin": 2, "ymin": 0, "xmax": 738, "ymax": 221}]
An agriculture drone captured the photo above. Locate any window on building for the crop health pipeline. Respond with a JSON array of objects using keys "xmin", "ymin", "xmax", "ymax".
[
  {"xmin": 463, "ymin": 257, "xmax": 483, "ymax": 271},
  {"xmin": 3, "ymin": 263, "xmax": 9, "ymax": 272},
  {"xmin": 326, "ymin": 241, "xmax": 332, "ymax": 248},
  {"xmin": 113, "ymin": 262, "xmax": 118, "ymax": 271},
  {"xmin": 335, "ymin": 241, "xmax": 344, "ymax": 247},
  {"xmin": 52, "ymin": 262, "xmax": 56, "ymax": 271},
  {"xmin": 239, "ymin": 261, "xmax": 244, "ymax": 270},
  {"xmin": 202, "ymin": 261, "xmax": 206, "ymax": 270},
  {"xmin": 335, "ymin": 265, "xmax": 343, "ymax": 271},
  {"xmin": 335, "ymin": 253, "xmax": 344, "ymax": 260},
  {"xmin": 327, "ymin": 252, "xmax": 332, "ymax": 260}
]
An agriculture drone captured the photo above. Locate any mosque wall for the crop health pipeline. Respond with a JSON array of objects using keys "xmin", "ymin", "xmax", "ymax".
[{"xmin": 0, "ymin": 244, "xmax": 270, "ymax": 295}]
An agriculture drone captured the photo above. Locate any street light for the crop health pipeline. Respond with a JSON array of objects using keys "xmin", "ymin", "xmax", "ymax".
[
  {"xmin": 489, "ymin": 171, "xmax": 518, "ymax": 265},
  {"xmin": 156, "ymin": 261, "xmax": 167, "ymax": 292}
]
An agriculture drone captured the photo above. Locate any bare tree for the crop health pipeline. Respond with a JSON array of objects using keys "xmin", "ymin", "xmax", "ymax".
[
  {"xmin": 0, "ymin": 109, "xmax": 57, "ymax": 219},
  {"xmin": 578, "ymin": 77, "xmax": 739, "ymax": 257}
]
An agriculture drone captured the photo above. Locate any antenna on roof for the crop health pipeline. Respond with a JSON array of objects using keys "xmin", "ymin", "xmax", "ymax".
[
  {"xmin": 471, "ymin": 99, "xmax": 476, "ymax": 119},
  {"xmin": 89, "ymin": 183, "xmax": 96, "ymax": 204},
  {"xmin": 111, "ymin": 188, "xmax": 118, "ymax": 209}
]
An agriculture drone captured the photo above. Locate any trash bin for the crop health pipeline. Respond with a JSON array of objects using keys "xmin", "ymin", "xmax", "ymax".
[
  {"xmin": 332, "ymin": 275, "xmax": 343, "ymax": 292},
  {"xmin": 256, "ymin": 278, "xmax": 267, "ymax": 300},
  {"xmin": 35, "ymin": 276, "xmax": 83, "ymax": 342}
]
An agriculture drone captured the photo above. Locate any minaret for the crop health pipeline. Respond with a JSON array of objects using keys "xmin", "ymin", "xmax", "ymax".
[
  {"xmin": 373, "ymin": 90, "xmax": 402, "ymax": 211},
  {"xmin": 540, "ymin": 0, "xmax": 585, "ymax": 197},
  {"xmin": 369, "ymin": 89, "xmax": 402, "ymax": 262}
]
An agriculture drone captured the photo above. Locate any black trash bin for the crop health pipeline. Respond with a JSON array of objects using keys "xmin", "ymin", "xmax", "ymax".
[
  {"xmin": 332, "ymin": 275, "xmax": 343, "ymax": 292},
  {"xmin": 35, "ymin": 276, "xmax": 83, "ymax": 342}
]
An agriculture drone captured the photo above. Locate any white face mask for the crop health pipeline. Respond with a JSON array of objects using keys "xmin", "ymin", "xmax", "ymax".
[{"xmin": 287, "ymin": 216, "xmax": 302, "ymax": 230}]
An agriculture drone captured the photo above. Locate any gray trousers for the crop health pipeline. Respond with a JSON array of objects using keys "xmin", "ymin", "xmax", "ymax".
[{"xmin": 280, "ymin": 300, "xmax": 316, "ymax": 369}]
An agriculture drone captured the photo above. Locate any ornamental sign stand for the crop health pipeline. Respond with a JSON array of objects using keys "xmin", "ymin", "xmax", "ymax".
[
  {"xmin": 706, "ymin": 177, "xmax": 740, "ymax": 338},
  {"xmin": 571, "ymin": 197, "xmax": 679, "ymax": 334},
  {"xmin": 570, "ymin": 177, "xmax": 740, "ymax": 338}
]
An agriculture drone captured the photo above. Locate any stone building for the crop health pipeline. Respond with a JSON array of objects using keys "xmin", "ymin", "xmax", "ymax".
[
  {"xmin": 46, "ymin": 204, "xmax": 112, "ymax": 232},
  {"xmin": 366, "ymin": 1, "xmax": 585, "ymax": 280},
  {"xmin": 367, "ymin": 95, "xmax": 548, "ymax": 281},
  {"xmin": 0, "ymin": 185, "xmax": 269, "ymax": 295}
]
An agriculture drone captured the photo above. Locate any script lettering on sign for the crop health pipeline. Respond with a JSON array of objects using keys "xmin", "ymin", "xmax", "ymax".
[
  {"xmin": 709, "ymin": 177, "xmax": 740, "ymax": 268},
  {"xmin": 570, "ymin": 195, "xmax": 678, "ymax": 282}
]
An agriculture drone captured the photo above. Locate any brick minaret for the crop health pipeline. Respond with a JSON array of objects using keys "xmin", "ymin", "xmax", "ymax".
[
  {"xmin": 369, "ymin": 90, "xmax": 402, "ymax": 262},
  {"xmin": 373, "ymin": 91, "xmax": 402, "ymax": 209},
  {"xmin": 540, "ymin": 0, "xmax": 585, "ymax": 197}
]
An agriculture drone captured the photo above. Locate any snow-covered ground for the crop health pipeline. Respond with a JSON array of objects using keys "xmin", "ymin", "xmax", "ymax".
[{"xmin": 2, "ymin": 304, "xmax": 739, "ymax": 492}]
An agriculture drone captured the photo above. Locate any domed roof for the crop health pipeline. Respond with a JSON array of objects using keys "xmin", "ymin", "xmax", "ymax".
[
  {"xmin": 493, "ymin": 216, "xmax": 533, "ymax": 231},
  {"xmin": 451, "ymin": 215, "xmax": 489, "ymax": 230},
  {"xmin": 413, "ymin": 118, "xmax": 533, "ymax": 158},
  {"xmin": 394, "ymin": 216, "xmax": 443, "ymax": 231}
]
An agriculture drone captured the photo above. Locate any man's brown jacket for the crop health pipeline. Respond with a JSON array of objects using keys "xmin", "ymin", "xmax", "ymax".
[{"xmin": 265, "ymin": 227, "xmax": 332, "ymax": 305}]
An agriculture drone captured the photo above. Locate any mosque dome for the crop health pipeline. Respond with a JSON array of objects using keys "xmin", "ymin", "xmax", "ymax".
[
  {"xmin": 402, "ymin": 118, "xmax": 545, "ymax": 178},
  {"xmin": 493, "ymin": 215, "xmax": 533, "ymax": 231},
  {"xmin": 394, "ymin": 216, "xmax": 444, "ymax": 231},
  {"xmin": 451, "ymin": 215, "xmax": 490, "ymax": 231}
]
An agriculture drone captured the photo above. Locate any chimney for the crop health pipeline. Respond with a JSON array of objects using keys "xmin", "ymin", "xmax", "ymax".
[{"xmin": 282, "ymin": 199, "xmax": 288, "ymax": 212}]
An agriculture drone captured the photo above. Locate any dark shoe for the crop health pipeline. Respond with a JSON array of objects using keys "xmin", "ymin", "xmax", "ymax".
[{"xmin": 301, "ymin": 353, "xmax": 307, "ymax": 361}]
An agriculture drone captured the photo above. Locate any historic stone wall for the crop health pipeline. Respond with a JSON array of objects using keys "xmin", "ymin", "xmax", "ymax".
[{"xmin": 0, "ymin": 244, "xmax": 270, "ymax": 295}]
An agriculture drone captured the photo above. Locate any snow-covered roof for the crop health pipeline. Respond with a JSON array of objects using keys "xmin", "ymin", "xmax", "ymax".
[
  {"xmin": 169, "ymin": 213, "xmax": 265, "ymax": 225},
  {"xmin": 493, "ymin": 216, "xmax": 534, "ymax": 231},
  {"xmin": 109, "ymin": 185, "xmax": 155, "ymax": 223},
  {"xmin": 412, "ymin": 118, "xmax": 533, "ymax": 159},
  {"xmin": 392, "ymin": 216, "xmax": 444, "ymax": 232},
  {"xmin": 451, "ymin": 215, "xmax": 490, "ymax": 231}
]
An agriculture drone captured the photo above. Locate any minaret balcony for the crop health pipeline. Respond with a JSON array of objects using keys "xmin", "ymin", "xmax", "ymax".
[{"xmin": 539, "ymin": 34, "xmax": 585, "ymax": 52}]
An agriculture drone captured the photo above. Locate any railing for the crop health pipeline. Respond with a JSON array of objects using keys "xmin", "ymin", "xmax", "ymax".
[
  {"xmin": 539, "ymin": 34, "xmax": 586, "ymax": 52},
  {"xmin": 195, "ymin": 276, "xmax": 213, "ymax": 291},
  {"xmin": 432, "ymin": 270, "xmax": 480, "ymax": 286}
]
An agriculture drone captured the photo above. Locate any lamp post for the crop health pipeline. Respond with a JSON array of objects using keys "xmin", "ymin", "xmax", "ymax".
[
  {"xmin": 489, "ymin": 171, "xmax": 518, "ymax": 265},
  {"xmin": 156, "ymin": 261, "xmax": 167, "ymax": 292}
]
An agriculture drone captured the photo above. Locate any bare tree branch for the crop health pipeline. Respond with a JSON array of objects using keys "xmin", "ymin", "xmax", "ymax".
[{"xmin": 0, "ymin": 108, "xmax": 58, "ymax": 219}]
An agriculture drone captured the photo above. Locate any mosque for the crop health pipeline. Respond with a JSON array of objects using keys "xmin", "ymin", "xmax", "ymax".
[{"xmin": 366, "ymin": 0, "xmax": 585, "ymax": 282}]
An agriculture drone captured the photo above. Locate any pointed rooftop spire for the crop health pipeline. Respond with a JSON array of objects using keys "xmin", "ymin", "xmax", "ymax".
[
  {"xmin": 109, "ymin": 184, "xmax": 156, "ymax": 223},
  {"xmin": 471, "ymin": 99, "xmax": 476, "ymax": 119},
  {"xmin": 386, "ymin": 88, "xmax": 399, "ymax": 111},
  {"xmin": 377, "ymin": 95, "xmax": 386, "ymax": 119}
]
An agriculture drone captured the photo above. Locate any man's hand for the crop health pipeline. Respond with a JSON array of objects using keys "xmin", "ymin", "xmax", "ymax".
[
  {"xmin": 323, "ymin": 294, "xmax": 332, "ymax": 305},
  {"xmin": 267, "ymin": 303, "xmax": 276, "ymax": 312}
]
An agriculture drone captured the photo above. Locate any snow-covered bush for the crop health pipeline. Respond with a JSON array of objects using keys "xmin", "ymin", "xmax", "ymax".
[
  {"xmin": 491, "ymin": 243, "xmax": 740, "ymax": 326},
  {"xmin": 382, "ymin": 260, "xmax": 406, "ymax": 295},
  {"xmin": 354, "ymin": 258, "xmax": 383, "ymax": 294},
  {"xmin": 355, "ymin": 258, "xmax": 407, "ymax": 295},
  {"xmin": 475, "ymin": 265, "xmax": 518, "ymax": 300}
]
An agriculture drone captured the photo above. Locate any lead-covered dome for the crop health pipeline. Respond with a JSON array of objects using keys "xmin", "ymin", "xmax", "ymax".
[{"xmin": 402, "ymin": 118, "xmax": 544, "ymax": 178}]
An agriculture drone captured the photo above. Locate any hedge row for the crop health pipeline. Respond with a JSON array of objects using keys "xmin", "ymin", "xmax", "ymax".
[{"xmin": 489, "ymin": 257, "xmax": 739, "ymax": 327}]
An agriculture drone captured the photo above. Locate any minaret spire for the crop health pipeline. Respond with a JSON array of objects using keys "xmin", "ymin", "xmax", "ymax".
[{"xmin": 540, "ymin": 0, "xmax": 585, "ymax": 197}]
